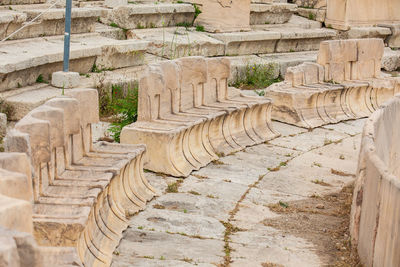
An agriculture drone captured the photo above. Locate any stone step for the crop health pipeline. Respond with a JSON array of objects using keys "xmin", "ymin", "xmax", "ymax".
[
  {"xmin": 253, "ymin": 14, "xmax": 323, "ymax": 30},
  {"xmin": 0, "ymin": 6, "xmax": 105, "ymax": 41},
  {"xmin": 0, "ymin": 33, "xmax": 148, "ymax": 92},
  {"xmin": 127, "ymin": 23, "xmax": 335, "ymax": 59},
  {"xmin": 100, "ymin": 3, "xmax": 195, "ymax": 30},
  {"xmin": 296, "ymin": 6, "xmax": 326, "ymax": 23},
  {"xmin": 5, "ymin": 48, "xmax": 398, "ymax": 123},
  {"xmin": 0, "ymin": 0, "xmax": 46, "ymax": 5},
  {"xmin": 250, "ymin": 3, "xmax": 297, "ymax": 25},
  {"xmin": 209, "ymin": 25, "xmax": 336, "ymax": 56},
  {"xmin": 0, "ymin": 53, "xmax": 163, "ymax": 122}
]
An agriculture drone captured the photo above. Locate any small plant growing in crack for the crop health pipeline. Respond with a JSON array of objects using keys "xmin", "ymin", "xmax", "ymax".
[
  {"xmin": 311, "ymin": 179, "xmax": 331, "ymax": 186},
  {"xmin": 166, "ymin": 180, "xmax": 183, "ymax": 193},
  {"xmin": 279, "ymin": 200, "xmax": 289, "ymax": 208},
  {"xmin": 324, "ymin": 138, "xmax": 334, "ymax": 145},
  {"xmin": 207, "ymin": 194, "xmax": 218, "ymax": 199},
  {"xmin": 153, "ymin": 204, "xmax": 166, "ymax": 209},
  {"xmin": 189, "ymin": 190, "xmax": 201, "ymax": 195},
  {"xmin": 143, "ymin": 255, "xmax": 154, "ymax": 259},
  {"xmin": 268, "ymin": 166, "xmax": 280, "ymax": 172},
  {"xmin": 313, "ymin": 162, "xmax": 322, "ymax": 167},
  {"xmin": 339, "ymin": 154, "xmax": 345, "ymax": 160},
  {"xmin": 212, "ymin": 159, "xmax": 224, "ymax": 165},
  {"xmin": 182, "ymin": 257, "xmax": 193, "ymax": 263},
  {"xmin": 193, "ymin": 174, "xmax": 209, "ymax": 179}
]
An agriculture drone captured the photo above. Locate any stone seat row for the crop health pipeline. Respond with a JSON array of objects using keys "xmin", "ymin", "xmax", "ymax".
[
  {"xmin": 121, "ymin": 57, "xmax": 279, "ymax": 177},
  {"xmin": 0, "ymin": 153, "xmax": 80, "ymax": 266},
  {"xmin": 5, "ymin": 89, "xmax": 156, "ymax": 266},
  {"xmin": 266, "ymin": 38, "xmax": 400, "ymax": 128}
]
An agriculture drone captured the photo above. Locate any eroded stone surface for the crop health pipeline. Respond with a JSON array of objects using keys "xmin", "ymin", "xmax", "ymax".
[
  {"xmin": 113, "ymin": 119, "xmax": 364, "ymax": 266},
  {"xmin": 121, "ymin": 57, "xmax": 278, "ymax": 177},
  {"xmin": 266, "ymin": 38, "xmax": 400, "ymax": 128},
  {"xmin": 350, "ymin": 96, "xmax": 400, "ymax": 267}
]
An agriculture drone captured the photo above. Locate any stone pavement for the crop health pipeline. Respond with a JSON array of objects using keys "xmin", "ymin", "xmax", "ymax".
[{"xmin": 111, "ymin": 119, "xmax": 365, "ymax": 267}]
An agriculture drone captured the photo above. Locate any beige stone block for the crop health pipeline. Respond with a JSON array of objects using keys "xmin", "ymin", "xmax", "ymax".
[
  {"xmin": 51, "ymin": 71, "xmax": 80, "ymax": 89},
  {"xmin": 0, "ymin": 153, "xmax": 32, "ymax": 200},
  {"xmin": 326, "ymin": 0, "xmax": 400, "ymax": 30},
  {"xmin": 65, "ymin": 88, "xmax": 100, "ymax": 126},
  {"xmin": 194, "ymin": 0, "xmax": 251, "ymax": 32},
  {"xmin": 122, "ymin": 56, "xmax": 278, "ymax": 177},
  {"xmin": 0, "ymin": 195, "xmax": 33, "ymax": 234},
  {"xmin": 350, "ymin": 95, "xmax": 400, "ymax": 267},
  {"xmin": 266, "ymin": 39, "xmax": 400, "ymax": 128},
  {"xmin": 4, "ymin": 130, "xmax": 32, "ymax": 158},
  {"xmin": 30, "ymin": 106, "xmax": 65, "ymax": 148},
  {"xmin": 45, "ymin": 97, "xmax": 81, "ymax": 136},
  {"xmin": 0, "ymin": 168, "xmax": 31, "ymax": 203},
  {"xmin": 379, "ymin": 23, "xmax": 400, "ymax": 49},
  {"xmin": 0, "ymin": 235, "xmax": 20, "ymax": 267},
  {"xmin": 14, "ymin": 116, "xmax": 51, "ymax": 166}
]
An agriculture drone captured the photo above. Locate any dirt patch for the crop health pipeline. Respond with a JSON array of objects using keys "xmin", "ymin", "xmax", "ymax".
[{"xmin": 264, "ymin": 183, "xmax": 361, "ymax": 267}]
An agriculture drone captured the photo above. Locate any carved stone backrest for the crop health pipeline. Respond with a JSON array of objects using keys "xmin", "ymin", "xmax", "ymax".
[
  {"xmin": 160, "ymin": 61, "xmax": 181, "ymax": 114},
  {"xmin": 205, "ymin": 57, "xmax": 231, "ymax": 102},
  {"xmin": 138, "ymin": 65, "xmax": 173, "ymax": 121},
  {"xmin": 176, "ymin": 57, "xmax": 207, "ymax": 111},
  {"xmin": 285, "ymin": 62, "xmax": 324, "ymax": 87},
  {"xmin": 317, "ymin": 38, "xmax": 383, "ymax": 82},
  {"xmin": 6, "ymin": 89, "xmax": 99, "ymax": 201},
  {"xmin": 317, "ymin": 39, "xmax": 358, "ymax": 82},
  {"xmin": 0, "ymin": 153, "xmax": 33, "ymax": 234},
  {"xmin": 352, "ymin": 38, "xmax": 384, "ymax": 80},
  {"xmin": 65, "ymin": 89, "xmax": 99, "ymax": 158}
]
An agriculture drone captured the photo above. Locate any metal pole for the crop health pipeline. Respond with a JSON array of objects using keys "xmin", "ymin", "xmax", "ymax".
[{"xmin": 63, "ymin": 0, "xmax": 72, "ymax": 72}]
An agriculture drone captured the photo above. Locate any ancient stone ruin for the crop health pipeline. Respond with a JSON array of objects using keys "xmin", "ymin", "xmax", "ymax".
[
  {"xmin": 350, "ymin": 95, "xmax": 400, "ymax": 267},
  {"xmin": 1, "ymin": 0, "xmax": 400, "ymax": 266},
  {"xmin": 120, "ymin": 57, "xmax": 278, "ymax": 177},
  {"xmin": 266, "ymin": 38, "xmax": 400, "ymax": 128},
  {"xmin": 3, "ymin": 89, "xmax": 156, "ymax": 266}
]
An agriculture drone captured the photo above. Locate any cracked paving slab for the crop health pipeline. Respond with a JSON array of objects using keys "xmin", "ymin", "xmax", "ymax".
[{"xmin": 112, "ymin": 120, "xmax": 365, "ymax": 267}]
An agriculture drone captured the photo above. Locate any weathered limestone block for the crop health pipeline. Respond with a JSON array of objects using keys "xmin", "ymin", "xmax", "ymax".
[
  {"xmin": 120, "ymin": 57, "xmax": 278, "ymax": 177},
  {"xmin": 5, "ymin": 88, "xmax": 155, "ymax": 266},
  {"xmin": 266, "ymin": 38, "xmax": 400, "ymax": 128},
  {"xmin": 294, "ymin": 0, "xmax": 325, "ymax": 8},
  {"xmin": 379, "ymin": 23, "xmax": 400, "ymax": 49},
  {"xmin": 194, "ymin": 0, "xmax": 251, "ymax": 32},
  {"xmin": 1, "ymin": 7, "xmax": 103, "ymax": 40},
  {"xmin": 325, "ymin": 0, "xmax": 400, "ymax": 30},
  {"xmin": 0, "ymin": 113, "xmax": 7, "ymax": 138},
  {"xmin": 296, "ymin": 7, "xmax": 326, "ymax": 23},
  {"xmin": 103, "ymin": 3, "xmax": 195, "ymax": 29},
  {"xmin": 104, "ymin": 0, "xmax": 128, "ymax": 8},
  {"xmin": 0, "ymin": 152, "xmax": 80, "ymax": 266},
  {"xmin": 350, "ymin": 95, "xmax": 400, "ymax": 267},
  {"xmin": 250, "ymin": 3, "xmax": 297, "ymax": 25},
  {"xmin": 0, "ymin": 34, "xmax": 148, "ymax": 92}
]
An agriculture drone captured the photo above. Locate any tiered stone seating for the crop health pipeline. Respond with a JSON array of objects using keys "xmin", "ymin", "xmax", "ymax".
[
  {"xmin": 120, "ymin": 57, "xmax": 279, "ymax": 177},
  {"xmin": 266, "ymin": 38, "xmax": 400, "ymax": 128},
  {"xmin": 0, "ymin": 153, "xmax": 79, "ymax": 266},
  {"xmin": 350, "ymin": 95, "xmax": 400, "ymax": 267},
  {"xmin": 5, "ymin": 88, "xmax": 156, "ymax": 266}
]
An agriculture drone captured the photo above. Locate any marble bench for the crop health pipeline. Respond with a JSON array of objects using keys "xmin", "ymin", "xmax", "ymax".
[
  {"xmin": 121, "ymin": 57, "xmax": 279, "ymax": 177},
  {"xmin": 5, "ymin": 88, "xmax": 156, "ymax": 266},
  {"xmin": 266, "ymin": 38, "xmax": 400, "ymax": 128}
]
